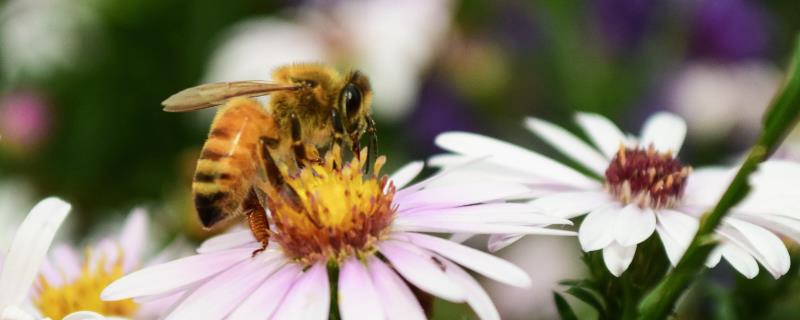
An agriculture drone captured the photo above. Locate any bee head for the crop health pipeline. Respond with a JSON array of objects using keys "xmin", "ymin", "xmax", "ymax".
[{"xmin": 337, "ymin": 70, "xmax": 373, "ymax": 139}]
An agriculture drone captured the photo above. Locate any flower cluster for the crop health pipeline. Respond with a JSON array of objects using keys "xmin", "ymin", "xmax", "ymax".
[{"xmin": 3, "ymin": 110, "xmax": 799, "ymax": 320}]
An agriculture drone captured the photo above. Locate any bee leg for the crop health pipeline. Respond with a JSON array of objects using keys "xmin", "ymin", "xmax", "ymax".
[
  {"xmin": 243, "ymin": 189, "xmax": 270, "ymax": 257},
  {"xmin": 289, "ymin": 113, "xmax": 322, "ymax": 167},
  {"xmin": 331, "ymin": 109, "xmax": 346, "ymax": 150},
  {"xmin": 365, "ymin": 115, "xmax": 378, "ymax": 175},
  {"xmin": 258, "ymin": 136, "xmax": 321, "ymax": 228}
]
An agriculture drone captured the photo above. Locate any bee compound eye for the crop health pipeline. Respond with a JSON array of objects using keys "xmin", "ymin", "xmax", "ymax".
[{"xmin": 343, "ymin": 83, "xmax": 362, "ymax": 118}]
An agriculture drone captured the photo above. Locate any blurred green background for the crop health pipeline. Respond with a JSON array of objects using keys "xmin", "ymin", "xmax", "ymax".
[{"xmin": 1, "ymin": 0, "xmax": 799, "ymax": 318}]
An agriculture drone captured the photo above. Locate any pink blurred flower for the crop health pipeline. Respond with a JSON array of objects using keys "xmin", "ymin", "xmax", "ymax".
[{"xmin": 0, "ymin": 91, "xmax": 52, "ymax": 150}]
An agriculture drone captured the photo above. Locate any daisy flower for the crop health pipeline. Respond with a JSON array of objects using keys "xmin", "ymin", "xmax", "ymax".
[
  {"xmin": 102, "ymin": 149, "xmax": 574, "ymax": 320},
  {"xmin": 433, "ymin": 112, "xmax": 800, "ymax": 278},
  {"xmin": 0, "ymin": 197, "xmax": 71, "ymax": 320},
  {"xmin": 32, "ymin": 209, "xmax": 183, "ymax": 319}
]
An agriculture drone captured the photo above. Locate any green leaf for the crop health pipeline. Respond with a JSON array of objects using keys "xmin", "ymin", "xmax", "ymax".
[
  {"xmin": 554, "ymin": 292, "xmax": 579, "ymax": 320},
  {"xmin": 565, "ymin": 286, "xmax": 606, "ymax": 317}
]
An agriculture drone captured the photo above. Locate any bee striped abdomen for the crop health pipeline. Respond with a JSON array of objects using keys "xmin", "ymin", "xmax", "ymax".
[{"xmin": 192, "ymin": 98, "xmax": 277, "ymax": 228}]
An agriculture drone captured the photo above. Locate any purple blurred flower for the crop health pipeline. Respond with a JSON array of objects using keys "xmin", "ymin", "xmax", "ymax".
[
  {"xmin": 0, "ymin": 91, "xmax": 52, "ymax": 150},
  {"xmin": 689, "ymin": 0, "xmax": 770, "ymax": 61},
  {"xmin": 408, "ymin": 75, "xmax": 479, "ymax": 156},
  {"xmin": 593, "ymin": 0, "xmax": 657, "ymax": 53}
]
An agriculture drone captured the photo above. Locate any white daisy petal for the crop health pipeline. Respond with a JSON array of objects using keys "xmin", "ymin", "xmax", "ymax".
[
  {"xmin": 101, "ymin": 247, "xmax": 259, "ymax": 300},
  {"xmin": 528, "ymin": 191, "xmax": 610, "ymax": 219},
  {"xmin": 366, "ymin": 257, "xmax": 426, "ymax": 320},
  {"xmin": 578, "ymin": 205, "xmax": 618, "ymax": 251},
  {"xmin": 655, "ymin": 209, "xmax": 698, "ymax": 265},
  {"xmin": 399, "ymin": 202, "xmax": 572, "ymax": 225},
  {"xmin": 197, "ymin": 230, "xmax": 256, "ymax": 254},
  {"xmin": 389, "ymin": 161, "xmax": 424, "ymax": 190},
  {"xmin": 120, "ymin": 208, "xmax": 148, "ymax": 271},
  {"xmin": 602, "ymin": 243, "xmax": 637, "ymax": 277},
  {"xmin": 0, "ymin": 197, "xmax": 70, "ymax": 309},
  {"xmin": 167, "ymin": 256, "xmax": 285, "ymax": 320},
  {"xmin": 378, "ymin": 240, "xmax": 465, "ymax": 302},
  {"xmin": 438, "ymin": 257, "xmax": 501, "ymax": 320},
  {"xmin": 227, "ymin": 264, "xmax": 302, "ymax": 320},
  {"xmin": 434, "ymin": 132, "xmax": 597, "ymax": 188},
  {"xmin": 706, "ymin": 246, "xmax": 723, "ymax": 268},
  {"xmin": 575, "ymin": 112, "xmax": 626, "ymax": 158},
  {"xmin": 720, "ymin": 244, "xmax": 759, "ymax": 279},
  {"xmin": 338, "ymin": 258, "xmax": 385, "ymax": 320},
  {"xmin": 614, "ymin": 205, "xmax": 656, "ymax": 246},
  {"xmin": 396, "ymin": 232, "xmax": 531, "ymax": 287},
  {"xmin": 524, "ymin": 117, "xmax": 608, "ymax": 175},
  {"xmin": 639, "ymin": 112, "xmax": 687, "ymax": 154},
  {"xmin": 271, "ymin": 263, "xmax": 330, "ymax": 320},
  {"xmin": 724, "ymin": 218, "xmax": 790, "ymax": 278}
]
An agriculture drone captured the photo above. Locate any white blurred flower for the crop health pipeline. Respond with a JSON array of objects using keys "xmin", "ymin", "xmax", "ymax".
[
  {"xmin": 669, "ymin": 61, "xmax": 782, "ymax": 142},
  {"xmin": 0, "ymin": 197, "xmax": 71, "ymax": 320},
  {"xmin": 483, "ymin": 236, "xmax": 582, "ymax": 319},
  {"xmin": 0, "ymin": 0, "xmax": 97, "ymax": 79},
  {"xmin": 203, "ymin": 0, "xmax": 454, "ymax": 121}
]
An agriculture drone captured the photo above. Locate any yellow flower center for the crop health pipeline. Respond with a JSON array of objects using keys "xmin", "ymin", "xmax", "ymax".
[
  {"xmin": 263, "ymin": 148, "xmax": 396, "ymax": 265},
  {"xmin": 35, "ymin": 248, "xmax": 138, "ymax": 319}
]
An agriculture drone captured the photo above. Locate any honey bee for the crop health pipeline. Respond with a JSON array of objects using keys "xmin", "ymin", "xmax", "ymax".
[{"xmin": 163, "ymin": 63, "xmax": 377, "ymax": 248}]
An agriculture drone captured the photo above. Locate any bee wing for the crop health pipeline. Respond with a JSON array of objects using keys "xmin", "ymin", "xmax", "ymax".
[{"xmin": 162, "ymin": 81, "xmax": 300, "ymax": 112}]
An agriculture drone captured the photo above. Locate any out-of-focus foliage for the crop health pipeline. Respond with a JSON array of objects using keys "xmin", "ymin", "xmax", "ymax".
[{"xmin": 1, "ymin": 0, "xmax": 799, "ymax": 318}]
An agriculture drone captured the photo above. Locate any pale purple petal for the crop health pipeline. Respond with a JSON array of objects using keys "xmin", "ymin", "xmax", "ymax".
[
  {"xmin": 135, "ymin": 290, "xmax": 187, "ymax": 320},
  {"xmin": 639, "ymin": 112, "xmax": 687, "ymax": 154},
  {"xmin": 397, "ymin": 203, "xmax": 572, "ymax": 226},
  {"xmin": 614, "ymin": 205, "xmax": 656, "ymax": 246},
  {"xmin": 0, "ymin": 197, "xmax": 70, "ymax": 309},
  {"xmin": 120, "ymin": 208, "xmax": 149, "ymax": 271},
  {"xmin": 396, "ymin": 182, "xmax": 530, "ymax": 212},
  {"xmin": 525, "ymin": 117, "xmax": 608, "ymax": 175},
  {"xmin": 602, "ymin": 243, "xmax": 636, "ymax": 277},
  {"xmin": 395, "ymin": 232, "xmax": 531, "ymax": 287},
  {"xmin": 487, "ymin": 234, "xmax": 525, "ymax": 252},
  {"xmin": 101, "ymin": 247, "xmax": 259, "ymax": 300},
  {"xmin": 389, "ymin": 161, "xmax": 424, "ymax": 190},
  {"xmin": 528, "ymin": 191, "xmax": 611, "ymax": 219},
  {"xmin": 392, "ymin": 220, "xmax": 576, "ymax": 236},
  {"xmin": 196, "ymin": 230, "xmax": 256, "ymax": 254},
  {"xmin": 50, "ymin": 244, "xmax": 81, "ymax": 283},
  {"xmin": 575, "ymin": 112, "xmax": 626, "ymax": 159},
  {"xmin": 271, "ymin": 263, "xmax": 330, "ymax": 320},
  {"xmin": 378, "ymin": 240, "xmax": 465, "ymax": 302},
  {"xmin": 63, "ymin": 311, "xmax": 105, "ymax": 320},
  {"xmin": 166, "ymin": 255, "xmax": 285, "ymax": 320},
  {"xmin": 434, "ymin": 132, "xmax": 598, "ymax": 188},
  {"xmin": 338, "ymin": 258, "xmax": 385, "ymax": 320},
  {"xmin": 578, "ymin": 205, "xmax": 618, "ymax": 251},
  {"xmin": 438, "ymin": 257, "xmax": 501, "ymax": 320},
  {"xmin": 366, "ymin": 257, "xmax": 426, "ymax": 320},
  {"xmin": 227, "ymin": 263, "xmax": 302, "ymax": 320}
]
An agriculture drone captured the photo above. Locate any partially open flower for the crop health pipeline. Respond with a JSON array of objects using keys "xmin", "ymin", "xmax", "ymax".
[
  {"xmin": 103, "ymin": 150, "xmax": 573, "ymax": 320},
  {"xmin": 32, "ymin": 209, "xmax": 182, "ymax": 319},
  {"xmin": 433, "ymin": 112, "xmax": 800, "ymax": 278}
]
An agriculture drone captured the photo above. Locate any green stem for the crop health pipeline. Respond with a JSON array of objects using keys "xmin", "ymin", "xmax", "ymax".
[{"xmin": 638, "ymin": 33, "xmax": 800, "ymax": 319}]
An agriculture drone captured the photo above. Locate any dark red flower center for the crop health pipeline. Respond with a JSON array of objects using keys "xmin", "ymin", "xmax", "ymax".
[{"xmin": 604, "ymin": 145, "xmax": 691, "ymax": 209}]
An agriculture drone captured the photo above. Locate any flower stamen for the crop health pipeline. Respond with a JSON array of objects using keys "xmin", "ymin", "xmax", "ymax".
[{"xmin": 604, "ymin": 144, "xmax": 691, "ymax": 209}]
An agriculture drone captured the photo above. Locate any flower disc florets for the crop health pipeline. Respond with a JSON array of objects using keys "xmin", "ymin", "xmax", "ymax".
[
  {"xmin": 604, "ymin": 144, "xmax": 691, "ymax": 209},
  {"xmin": 265, "ymin": 149, "xmax": 396, "ymax": 265},
  {"xmin": 35, "ymin": 248, "xmax": 138, "ymax": 319}
]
